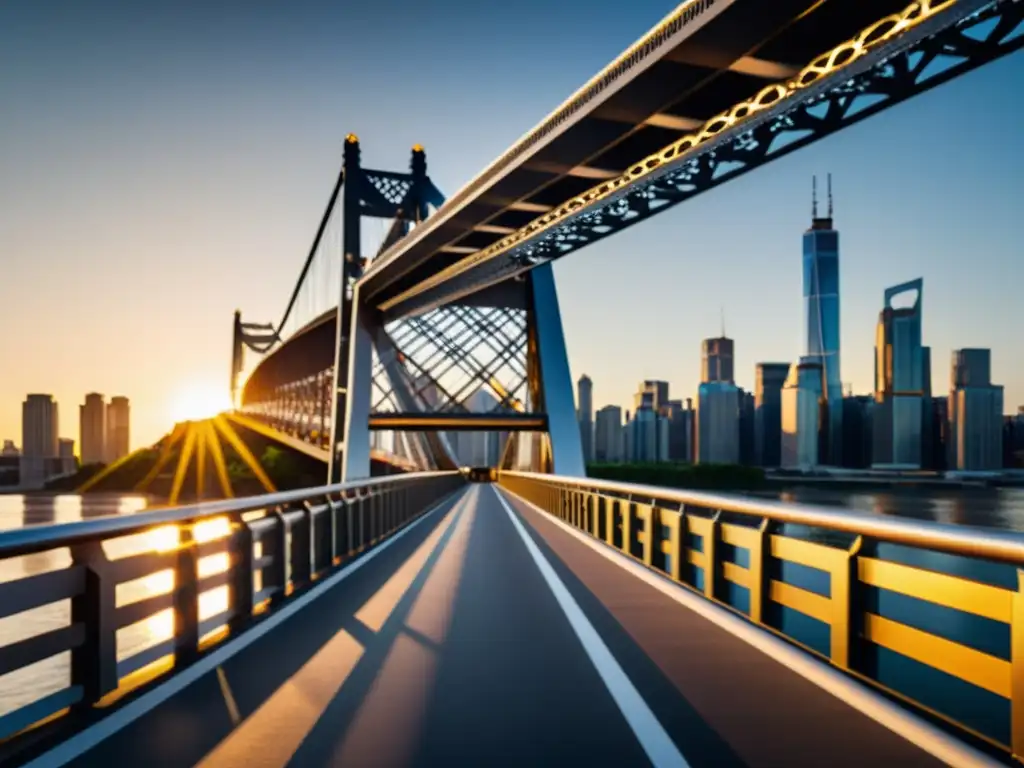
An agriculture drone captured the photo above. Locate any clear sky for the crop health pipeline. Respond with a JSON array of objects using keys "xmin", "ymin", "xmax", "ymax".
[{"xmin": 1, "ymin": 0, "xmax": 1022, "ymax": 451}]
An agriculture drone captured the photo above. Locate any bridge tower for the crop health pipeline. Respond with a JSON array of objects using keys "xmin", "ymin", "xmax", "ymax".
[
  {"xmin": 327, "ymin": 135, "xmax": 446, "ymax": 483},
  {"xmin": 335, "ymin": 137, "xmax": 583, "ymax": 483},
  {"xmin": 235, "ymin": 136, "xmax": 584, "ymax": 483}
]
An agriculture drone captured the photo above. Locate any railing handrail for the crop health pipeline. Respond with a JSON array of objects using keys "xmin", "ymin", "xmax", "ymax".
[
  {"xmin": 0, "ymin": 471, "xmax": 458, "ymax": 558},
  {"xmin": 500, "ymin": 471, "xmax": 1024, "ymax": 564}
]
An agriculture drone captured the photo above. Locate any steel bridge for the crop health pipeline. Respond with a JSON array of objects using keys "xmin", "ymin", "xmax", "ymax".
[{"xmin": 3, "ymin": 0, "xmax": 1024, "ymax": 765}]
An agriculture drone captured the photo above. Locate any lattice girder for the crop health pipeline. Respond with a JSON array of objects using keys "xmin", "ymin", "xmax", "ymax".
[{"xmin": 380, "ymin": 0, "xmax": 1024, "ymax": 318}]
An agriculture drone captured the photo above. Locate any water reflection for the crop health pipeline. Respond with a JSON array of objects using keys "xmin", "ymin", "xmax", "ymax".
[
  {"xmin": 0, "ymin": 493, "xmax": 231, "ymax": 719},
  {"xmin": 759, "ymin": 485, "xmax": 1024, "ymax": 533}
]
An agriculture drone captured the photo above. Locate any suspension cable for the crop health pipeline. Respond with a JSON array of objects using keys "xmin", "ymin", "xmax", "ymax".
[{"xmin": 270, "ymin": 163, "xmax": 346, "ymax": 340}]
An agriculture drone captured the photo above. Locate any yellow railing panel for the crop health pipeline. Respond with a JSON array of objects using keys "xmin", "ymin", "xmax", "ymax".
[
  {"xmin": 721, "ymin": 522, "xmax": 759, "ymax": 550},
  {"xmin": 686, "ymin": 514, "xmax": 714, "ymax": 538},
  {"xmin": 722, "ymin": 561, "xmax": 751, "ymax": 589},
  {"xmin": 864, "ymin": 613, "xmax": 1011, "ymax": 698},
  {"xmin": 769, "ymin": 580, "xmax": 832, "ymax": 625},
  {"xmin": 686, "ymin": 549, "xmax": 706, "ymax": 569},
  {"xmin": 859, "ymin": 557, "xmax": 1013, "ymax": 623},
  {"xmin": 771, "ymin": 535, "xmax": 846, "ymax": 573}
]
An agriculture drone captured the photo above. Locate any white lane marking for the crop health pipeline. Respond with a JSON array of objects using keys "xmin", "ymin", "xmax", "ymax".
[
  {"xmin": 499, "ymin": 486, "xmax": 1004, "ymax": 768},
  {"xmin": 22, "ymin": 487, "xmax": 469, "ymax": 768},
  {"xmin": 492, "ymin": 486, "xmax": 689, "ymax": 768}
]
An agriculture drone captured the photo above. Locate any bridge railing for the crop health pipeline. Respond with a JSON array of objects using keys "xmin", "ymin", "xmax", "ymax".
[
  {"xmin": 0, "ymin": 471, "xmax": 464, "ymax": 747},
  {"xmin": 499, "ymin": 471, "xmax": 1024, "ymax": 759}
]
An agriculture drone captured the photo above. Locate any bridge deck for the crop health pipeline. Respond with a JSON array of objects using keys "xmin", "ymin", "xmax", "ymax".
[{"xmin": 41, "ymin": 485, "xmax": 961, "ymax": 767}]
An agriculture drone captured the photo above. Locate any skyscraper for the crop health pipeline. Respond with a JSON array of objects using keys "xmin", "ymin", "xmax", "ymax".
[
  {"xmin": 872, "ymin": 279, "xmax": 925, "ymax": 469},
  {"xmin": 738, "ymin": 389, "xmax": 756, "ymax": 465},
  {"xmin": 80, "ymin": 393, "xmax": 107, "ymax": 466},
  {"xmin": 576, "ymin": 375, "xmax": 593, "ymax": 464},
  {"xmin": 842, "ymin": 395, "xmax": 875, "ymax": 469},
  {"xmin": 948, "ymin": 349, "xmax": 1003, "ymax": 471},
  {"xmin": 623, "ymin": 404, "xmax": 667, "ymax": 463},
  {"xmin": 662, "ymin": 398, "xmax": 695, "ymax": 463},
  {"xmin": 781, "ymin": 358, "xmax": 823, "ymax": 469},
  {"xmin": 631, "ymin": 380, "xmax": 670, "ymax": 414},
  {"xmin": 920, "ymin": 346, "xmax": 937, "ymax": 469},
  {"xmin": 21, "ymin": 394, "xmax": 59, "ymax": 487},
  {"xmin": 701, "ymin": 338, "xmax": 734, "ymax": 384},
  {"xmin": 106, "ymin": 396, "xmax": 131, "ymax": 463},
  {"xmin": 696, "ymin": 382, "xmax": 740, "ymax": 464},
  {"xmin": 754, "ymin": 363, "xmax": 790, "ymax": 467},
  {"xmin": 22, "ymin": 395, "xmax": 59, "ymax": 459},
  {"xmin": 803, "ymin": 175, "xmax": 842, "ymax": 465},
  {"xmin": 625, "ymin": 381, "xmax": 669, "ymax": 462},
  {"xmin": 594, "ymin": 405, "xmax": 623, "ymax": 463},
  {"xmin": 642, "ymin": 380, "xmax": 670, "ymax": 411}
]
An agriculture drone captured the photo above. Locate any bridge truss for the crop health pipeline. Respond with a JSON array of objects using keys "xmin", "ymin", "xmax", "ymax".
[
  {"xmin": 235, "ymin": 0, "xmax": 1023, "ymax": 485},
  {"xmin": 234, "ymin": 139, "xmax": 584, "ymax": 481},
  {"xmin": 375, "ymin": 0, "xmax": 1024, "ymax": 318}
]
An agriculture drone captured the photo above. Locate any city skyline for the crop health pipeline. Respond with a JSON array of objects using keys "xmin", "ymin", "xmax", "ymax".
[
  {"xmin": 1, "ymin": 1, "xmax": 1022, "ymax": 450},
  {"xmin": 5, "ymin": 392, "xmax": 132, "ymax": 461}
]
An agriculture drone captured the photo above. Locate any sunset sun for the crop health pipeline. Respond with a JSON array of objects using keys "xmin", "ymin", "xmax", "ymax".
[{"xmin": 169, "ymin": 381, "xmax": 233, "ymax": 423}]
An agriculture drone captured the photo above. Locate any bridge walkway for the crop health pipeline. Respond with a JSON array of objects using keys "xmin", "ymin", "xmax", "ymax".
[{"xmin": 35, "ymin": 484, "xmax": 973, "ymax": 767}]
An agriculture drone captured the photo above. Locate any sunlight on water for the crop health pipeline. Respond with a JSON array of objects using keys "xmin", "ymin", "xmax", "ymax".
[{"xmin": 0, "ymin": 494, "xmax": 233, "ymax": 719}]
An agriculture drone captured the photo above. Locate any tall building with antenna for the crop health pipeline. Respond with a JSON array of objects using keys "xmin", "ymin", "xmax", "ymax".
[
  {"xmin": 701, "ymin": 311, "xmax": 734, "ymax": 386},
  {"xmin": 803, "ymin": 174, "xmax": 843, "ymax": 465}
]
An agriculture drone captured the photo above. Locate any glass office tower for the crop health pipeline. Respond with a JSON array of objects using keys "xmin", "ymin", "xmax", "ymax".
[
  {"xmin": 781, "ymin": 358, "xmax": 824, "ymax": 470},
  {"xmin": 754, "ymin": 363, "xmax": 790, "ymax": 467},
  {"xmin": 872, "ymin": 278, "xmax": 925, "ymax": 469},
  {"xmin": 803, "ymin": 176, "xmax": 842, "ymax": 465}
]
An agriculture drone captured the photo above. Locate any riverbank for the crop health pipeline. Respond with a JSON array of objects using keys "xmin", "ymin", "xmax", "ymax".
[
  {"xmin": 582, "ymin": 462, "xmax": 1024, "ymax": 497},
  {"xmin": 586, "ymin": 462, "xmax": 766, "ymax": 491}
]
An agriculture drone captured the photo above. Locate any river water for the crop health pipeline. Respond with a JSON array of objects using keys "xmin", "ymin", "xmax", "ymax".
[
  {"xmin": 2, "ymin": 486, "xmax": 1024, "ymax": 733},
  {"xmin": 756, "ymin": 483, "xmax": 1024, "ymax": 531}
]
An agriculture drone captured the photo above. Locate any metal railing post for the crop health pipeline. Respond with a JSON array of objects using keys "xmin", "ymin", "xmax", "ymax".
[
  {"xmin": 831, "ymin": 535, "xmax": 864, "ymax": 670},
  {"xmin": 69, "ymin": 541, "xmax": 117, "ymax": 705},
  {"xmin": 355, "ymin": 489, "xmax": 368, "ymax": 551},
  {"xmin": 706, "ymin": 511, "xmax": 722, "ymax": 600},
  {"xmin": 337, "ymin": 494, "xmax": 353, "ymax": 559},
  {"xmin": 228, "ymin": 514, "xmax": 254, "ymax": 634},
  {"xmin": 270, "ymin": 509, "xmax": 289, "ymax": 602},
  {"xmin": 322, "ymin": 497, "xmax": 339, "ymax": 568},
  {"xmin": 173, "ymin": 527, "xmax": 200, "ymax": 666},
  {"xmin": 748, "ymin": 518, "xmax": 772, "ymax": 625},
  {"xmin": 293, "ymin": 503, "xmax": 313, "ymax": 587}
]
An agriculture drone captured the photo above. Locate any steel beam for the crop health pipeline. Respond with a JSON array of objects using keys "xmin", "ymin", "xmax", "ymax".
[
  {"xmin": 338, "ymin": 285, "xmax": 375, "ymax": 482},
  {"xmin": 378, "ymin": 0, "xmax": 1024, "ymax": 319},
  {"xmin": 526, "ymin": 264, "xmax": 585, "ymax": 476},
  {"xmin": 328, "ymin": 135, "xmax": 363, "ymax": 482},
  {"xmin": 372, "ymin": 325, "xmax": 460, "ymax": 469},
  {"xmin": 359, "ymin": 0, "xmax": 813, "ymax": 294},
  {"xmin": 368, "ymin": 413, "xmax": 548, "ymax": 431}
]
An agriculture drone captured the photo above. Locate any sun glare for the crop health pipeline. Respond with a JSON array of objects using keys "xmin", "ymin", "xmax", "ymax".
[{"xmin": 170, "ymin": 382, "xmax": 233, "ymax": 423}]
